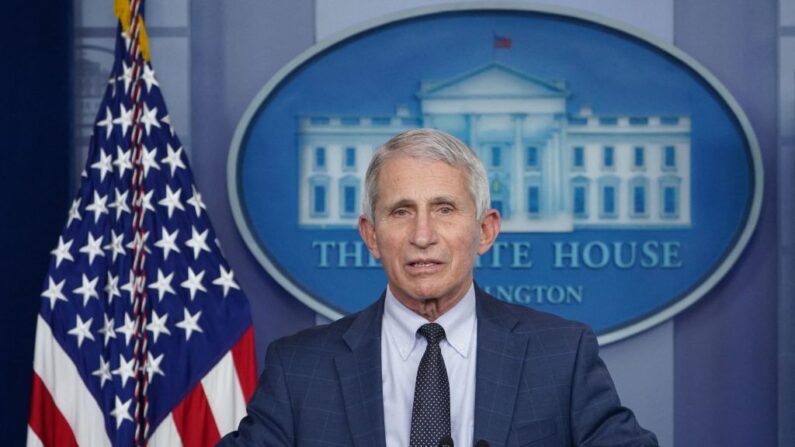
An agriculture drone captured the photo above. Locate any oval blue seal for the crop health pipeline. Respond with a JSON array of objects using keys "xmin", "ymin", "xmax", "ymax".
[{"xmin": 228, "ymin": 4, "xmax": 762, "ymax": 344}]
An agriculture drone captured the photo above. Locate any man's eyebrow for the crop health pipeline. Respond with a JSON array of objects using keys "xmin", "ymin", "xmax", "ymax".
[
  {"xmin": 381, "ymin": 196, "xmax": 458, "ymax": 211},
  {"xmin": 382, "ymin": 198, "xmax": 416, "ymax": 211},
  {"xmin": 429, "ymin": 195, "xmax": 458, "ymax": 205}
]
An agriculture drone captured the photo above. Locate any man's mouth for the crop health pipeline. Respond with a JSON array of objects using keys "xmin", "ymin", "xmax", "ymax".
[
  {"xmin": 410, "ymin": 261, "xmax": 437, "ymax": 267},
  {"xmin": 406, "ymin": 259, "xmax": 443, "ymax": 272}
]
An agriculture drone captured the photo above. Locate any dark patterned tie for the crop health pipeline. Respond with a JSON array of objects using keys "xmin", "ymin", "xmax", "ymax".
[{"xmin": 410, "ymin": 323, "xmax": 451, "ymax": 446}]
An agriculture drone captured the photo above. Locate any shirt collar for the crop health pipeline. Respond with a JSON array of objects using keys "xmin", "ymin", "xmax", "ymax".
[{"xmin": 383, "ymin": 283, "xmax": 477, "ymax": 361}]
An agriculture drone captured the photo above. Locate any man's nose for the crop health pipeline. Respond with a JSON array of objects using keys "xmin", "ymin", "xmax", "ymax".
[{"xmin": 410, "ymin": 211, "xmax": 437, "ymax": 248}]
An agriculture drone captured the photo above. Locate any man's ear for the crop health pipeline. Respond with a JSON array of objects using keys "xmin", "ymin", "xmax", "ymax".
[
  {"xmin": 477, "ymin": 208, "xmax": 501, "ymax": 255},
  {"xmin": 358, "ymin": 214, "xmax": 381, "ymax": 259}
]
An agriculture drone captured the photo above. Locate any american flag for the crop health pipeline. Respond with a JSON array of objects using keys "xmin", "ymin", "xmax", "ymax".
[
  {"xmin": 27, "ymin": 2, "xmax": 256, "ymax": 446},
  {"xmin": 493, "ymin": 34, "xmax": 512, "ymax": 49}
]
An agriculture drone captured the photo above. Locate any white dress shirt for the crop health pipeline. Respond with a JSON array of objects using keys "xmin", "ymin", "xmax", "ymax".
[{"xmin": 381, "ymin": 284, "xmax": 477, "ymax": 447}]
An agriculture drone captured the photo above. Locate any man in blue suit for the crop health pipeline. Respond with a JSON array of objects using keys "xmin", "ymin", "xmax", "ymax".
[{"xmin": 219, "ymin": 129, "xmax": 657, "ymax": 446}]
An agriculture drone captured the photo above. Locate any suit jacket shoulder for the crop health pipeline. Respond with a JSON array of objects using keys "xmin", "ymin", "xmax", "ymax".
[
  {"xmin": 217, "ymin": 297, "xmax": 386, "ymax": 447},
  {"xmin": 270, "ymin": 309, "xmax": 357, "ymax": 353},
  {"xmin": 473, "ymin": 287, "xmax": 658, "ymax": 446},
  {"xmin": 475, "ymin": 286, "xmax": 590, "ymax": 351}
]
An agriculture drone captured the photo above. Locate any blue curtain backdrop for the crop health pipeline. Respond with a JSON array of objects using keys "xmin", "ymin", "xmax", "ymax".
[{"xmin": 0, "ymin": 1, "xmax": 72, "ymax": 445}]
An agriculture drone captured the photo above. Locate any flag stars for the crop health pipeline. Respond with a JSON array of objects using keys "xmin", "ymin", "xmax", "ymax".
[
  {"xmin": 113, "ymin": 102, "xmax": 133, "ymax": 136},
  {"xmin": 118, "ymin": 61, "xmax": 133, "ymax": 93},
  {"xmin": 41, "ymin": 277, "xmax": 67, "ymax": 309},
  {"xmin": 97, "ymin": 106, "xmax": 114, "ymax": 139},
  {"xmin": 73, "ymin": 274, "xmax": 99, "ymax": 306},
  {"xmin": 104, "ymin": 271, "xmax": 121, "ymax": 305},
  {"xmin": 110, "ymin": 396, "xmax": 134, "ymax": 428},
  {"xmin": 113, "ymin": 354, "xmax": 136, "ymax": 387},
  {"xmin": 180, "ymin": 267, "xmax": 207, "ymax": 301},
  {"xmin": 107, "ymin": 74, "xmax": 117, "ymax": 97},
  {"xmin": 104, "ymin": 229, "xmax": 126, "ymax": 262},
  {"xmin": 109, "ymin": 187, "xmax": 131, "ymax": 220},
  {"xmin": 113, "ymin": 146, "xmax": 132, "ymax": 178},
  {"xmin": 213, "ymin": 265, "xmax": 240, "ymax": 298},
  {"xmin": 141, "ymin": 63, "xmax": 159, "ymax": 92},
  {"xmin": 186, "ymin": 185, "xmax": 207, "ymax": 217},
  {"xmin": 116, "ymin": 313, "xmax": 136, "ymax": 346},
  {"xmin": 161, "ymin": 114, "xmax": 176, "ymax": 136},
  {"xmin": 120, "ymin": 31, "xmax": 131, "ymax": 52},
  {"xmin": 79, "ymin": 233, "xmax": 105, "ymax": 266},
  {"xmin": 67, "ymin": 315, "xmax": 95, "ymax": 348},
  {"xmin": 145, "ymin": 352, "xmax": 166, "ymax": 381},
  {"xmin": 121, "ymin": 270, "xmax": 137, "ymax": 300},
  {"xmin": 147, "ymin": 310, "xmax": 171, "ymax": 343},
  {"xmin": 176, "ymin": 308, "xmax": 203, "ymax": 340},
  {"xmin": 140, "ymin": 104, "xmax": 161, "ymax": 136},
  {"xmin": 66, "ymin": 198, "xmax": 82, "ymax": 227},
  {"xmin": 186, "ymin": 227, "xmax": 211, "ymax": 259},
  {"xmin": 92, "ymin": 355, "xmax": 112, "ymax": 388},
  {"xmin": 140, "ymin": 145, "xmax": 161, "ymax": 178},
  {"xmin": 90, "ymin": 149, "xmax": 114, "ymax": 182},
  {"xmin": 149, "ymin": 268, "xmax": 176, "ymax": 302},
  {"xmin": 85, "ymin": 191, "xmax": 109, "ymax": 223},
  {"xmin": 161, "ymin": 144, "xmax": 186, "ymax": 176},
  {"xmin": 158, "ymin": 185, "xmax": 185, "ymax": 218},
  {"xmin": 50, "ymin": 236, "xmax": 74, "ymax": 268},
  {"xmin": 98, "ymin": 313, "xmax": 116, "ymax": 347},
  {"xmin": 155, "ymin": 227, "xmax": 180, "ymax": 260},
  {"xmin": 139, "ymin": 189, "xmax": 156, "ymax": 216}
]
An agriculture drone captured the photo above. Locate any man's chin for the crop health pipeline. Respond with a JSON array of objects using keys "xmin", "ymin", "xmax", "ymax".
[
  {"xmin": 409, "ymin": 288, "xmax": 461, "ymax": 308},
  {"xmin": 392, "ymin": 287, "xmax": 439, "ymax": 306},
  {"xmin": 407, "ymin": 285, "xmax": 444, "ymax": 303}
]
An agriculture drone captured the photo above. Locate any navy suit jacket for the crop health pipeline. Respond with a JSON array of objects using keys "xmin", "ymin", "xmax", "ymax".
[{"xmin": 218, "ymin": 287, "xmax": 657, "ymax": 446}]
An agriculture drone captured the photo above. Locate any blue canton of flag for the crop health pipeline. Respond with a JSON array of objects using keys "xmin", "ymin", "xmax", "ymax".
[{"xmin": 28, "ymin": 3, "xmax": 256, "ymax": 446}]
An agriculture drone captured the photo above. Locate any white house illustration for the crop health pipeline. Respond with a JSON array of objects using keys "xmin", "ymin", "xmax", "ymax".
[{"xmin": 297, "ymin": 63, "xmax": 691, "ymax": 232}]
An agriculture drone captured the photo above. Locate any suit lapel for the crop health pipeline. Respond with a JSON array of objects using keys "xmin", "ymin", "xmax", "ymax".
[
  {"xmin": 334, "ymin": 298, "xmax": 387, "ymax": 447},
  {"xmin": 473, "ymin": 288, "xmax": 529, "ymax": 446}
]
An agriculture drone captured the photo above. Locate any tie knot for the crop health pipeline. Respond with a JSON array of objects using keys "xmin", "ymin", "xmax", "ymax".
[{"xmin": 418, "ymin": 323, "xmax": 446, "ymax": 345}]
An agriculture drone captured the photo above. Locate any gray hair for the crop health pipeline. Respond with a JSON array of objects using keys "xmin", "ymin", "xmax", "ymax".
[{"xmin": 362, "ymin": 128, "xmax": 490, "ymax": 222}]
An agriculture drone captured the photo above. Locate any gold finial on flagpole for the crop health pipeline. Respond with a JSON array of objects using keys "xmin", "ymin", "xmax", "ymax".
[{"xmin": 114, "ymin": 0, "xmax": 151, "ymax": 62}]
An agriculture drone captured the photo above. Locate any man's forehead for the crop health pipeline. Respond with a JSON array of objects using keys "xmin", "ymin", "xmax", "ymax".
[
  {"xmin": 377, "ymin": 156, "xmax": 466, "ymax": 185},
  {"xmin": 374, "ymin": 157, "xmax": 473, "ymax": 207},
  {"xmin": 379, "ymin": 153, "xmax": 466, "ymax": 177}
]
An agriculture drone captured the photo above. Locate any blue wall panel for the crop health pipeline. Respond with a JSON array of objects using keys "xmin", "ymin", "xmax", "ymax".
[{"xmin": 674, "ymin": 0, "xmax": 778, "ymax": 445}]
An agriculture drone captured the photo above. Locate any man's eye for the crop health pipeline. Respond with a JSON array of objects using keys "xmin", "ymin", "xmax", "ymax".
[
  {"xmin": 439, "ymin": 206, "xmax": 453, "ymax": 214},
  {"xmin": 393, "ymin": 209, "xmax": 409, "ymax": 216}
]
